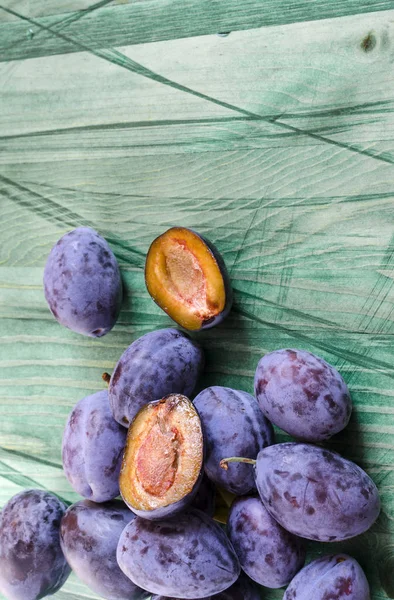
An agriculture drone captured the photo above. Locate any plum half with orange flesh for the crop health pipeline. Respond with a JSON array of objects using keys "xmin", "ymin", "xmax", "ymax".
[
  {"xmin": 119, "ymin": 393, "xmax": 204, "ymax": 520},
  {"xmin": 145, "ymin": 227, "xmax": 232, "ymax": 330}
]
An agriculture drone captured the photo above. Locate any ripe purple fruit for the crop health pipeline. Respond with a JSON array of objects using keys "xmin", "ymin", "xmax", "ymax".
[
  {"xmin": 194, "ymin": 386, "xmax": 274, "ymax": 495},
  {"xmin": 60, "ymin": 500, "xmax": 149, "ymax": 600},
  {"xmin": 252, "ymin": 443, "xmax": 380, "ymax": 542},
  {"xmin": 0, "ymin": 490, "xmax": 70, "ymax": 600},
  {"xmin": 254, "ymin": 349, "xmax": 352, "ymax": 441},
  {"xmin": 62, "ymin": 390, "xmax": 126, "ymax": 502},
  {"xmin": 117, "ymin": 508, "xmax": 240, "ymax": 598},
  {"xmin": 227, "ymin": 496, "xmax": 305, "ymax": 588},
  {"xmin": 43, "ymin": 227, "xmax": 122, "ymax": 337},
  {"xmin": 109, "ymin": 328, "xmax": 204, "ymax": 427},
  {"xmin": 283, "ymin": 554, "xmax": 370, "ymax": 600}
]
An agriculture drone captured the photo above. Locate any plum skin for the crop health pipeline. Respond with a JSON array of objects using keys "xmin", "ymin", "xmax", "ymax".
[
  {"xmin": 43, "ymin": 226, "xmax": 122, "ymax": 337},
  {"xmin": 150, "ymin": 572, "xmax": 261, "ymax": 599},
  {"xmin": 283, "ymin": 554, "xmax": 370, "ymax": 600},
  {"xmin": 227, "ymin": 496, "xmax": 306, "ymax": 588},
  {"xmin": 254, "ymin": 348, "xmax": 352, "ymax": 442},
  {"xmin": 60, "ymin": 500, "xmax": 148, "ymax": 600},
  {"xmin": 62, "ymin": 390, "xmax": 127, "ymax": 502},
  {"xmin": 117, "ymin": 508, "xmax": 241, "ymax": 599},
  {"xmin": 255, "ymin": 443, "xmax": 380, "ymax": 542},
  {"xmin": 196, "ymin": 230, "xmax": 233, "ymax": 330},
  {"xmin": 194, "ymin": 386, "xmax": 274, "ymax": 495},
  {"xmin": 109, "ymin": 328, "xmax": 204, "ymax": 427},
  {"xmin": 0, "ymin": 489, "xmax": 70, "ymax": 600}
]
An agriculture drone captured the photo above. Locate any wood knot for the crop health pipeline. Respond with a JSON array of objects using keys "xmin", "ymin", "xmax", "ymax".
[{"xmin": 361, "ymin": 32, "xmax": 376, "ymax": 53}]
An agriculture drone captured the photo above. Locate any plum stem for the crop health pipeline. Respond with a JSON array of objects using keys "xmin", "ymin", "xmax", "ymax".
[
  {"xmin": 220, "ymin": 457, "xmax": 256, "ymax": 470},
  {"xmin": 102, "ymin": 372, "xmax": 111, "ymax": 385}
]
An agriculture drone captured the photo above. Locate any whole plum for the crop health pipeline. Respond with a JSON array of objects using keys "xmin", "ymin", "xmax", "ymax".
[
  {"xmin": 254, "ymin": 443, "xmax": 380, "ymax": 542},
  {"xmin": 62, "ymin": 390, "xmax": 127, "ymax": 502},
  {"xmin": 117, "ymin": 508, "xmax": 240, "ymax": 599},
  {"xmin": 109, "ymin": 328, "xmax": 204, "ymax": 427},
  {"xmin": 150, "ymin": 572, "xmax": 261, "ymax": 599},
  {"xmin": 254, "ymin": 348, "xmax": 352, "ymax": 442},
  {"xmin": 60, "ymin": 500, "xmax": 148, "ymax": 600},
  {"xmin": 43, "ymin": 227, "xmax": 122, "ymax": 337},
  {"xmin": 194, "ymin": 386, "xmax": 274, "ymax": 495},
  {"xmin": 283, "ymin": 554, "xmax": 370, "ymax": 600},
  {"xmin": 227, "ymin": 496, "xmax": 305, "ymax": 588},
  {"xmin": 0, "ymin": 489, "xmax": 70, "ymax": 600}
]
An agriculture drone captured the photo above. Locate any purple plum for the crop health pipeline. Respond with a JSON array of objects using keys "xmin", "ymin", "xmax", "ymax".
[
  {"xmin": 62, "ymin": 390, "xmax": 126, "ymax": 502},
  {"xmin": 43, "ymin": 227, "xmax": 122, "ymax": 337},
  {"xmin": 254, "ymin": 349, "xmax": 352, "ymax": 442},
  {"xmin": 255, "ymin": 443, "xmax": 380, "ymax": 542},
  {"xmin": 194, "ymin": 386, "xmax": 274, "ymax": 495},
  {"xmin": 283, "ymin": 554, "xmax": 370, "ymax": 599},
  {"xmin": 0, "ymin": 490, "xmax": 70, "ymax": 600},
  {"xmin": 109, "ymin": 328, "xmax": 204, "ymax": 427},
  {"xmin": 117, "ymin": 508, "xmax": 240, "ymax": 598},
  {"xmin": 60, "ymin": 500, "xmax": 148, "ymax": 600},
  {"xmin": 228, "ymin": 496, "xmax": 305, "ymax": 588}
]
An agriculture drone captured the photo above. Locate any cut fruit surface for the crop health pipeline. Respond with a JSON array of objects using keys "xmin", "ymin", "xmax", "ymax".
[
  {"xmin": 119, "ymin": 393, "xmax": 203, "ymax": 519},
  {"xmin": 145, "ymin": 227, "xmax": 231, "ymax": 330}
]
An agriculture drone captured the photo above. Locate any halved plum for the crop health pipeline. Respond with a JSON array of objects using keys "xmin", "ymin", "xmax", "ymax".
[
  {"xmin": 145, "ymin": 227, "xmax": 232, "ymax": 330},
  {"xmin": 119, "ymin": 393, "xmax": 204, "ymax": 520}
]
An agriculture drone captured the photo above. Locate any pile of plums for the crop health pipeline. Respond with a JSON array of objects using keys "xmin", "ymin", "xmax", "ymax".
[{"xmin": 0, "ymin": 227, "xmax": 380, "ymax": 600}]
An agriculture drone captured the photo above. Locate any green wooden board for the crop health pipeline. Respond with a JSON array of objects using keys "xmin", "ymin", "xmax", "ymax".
[{"xmin": 1, "ymin": 0, "xmax": 394, "ymax": 598}]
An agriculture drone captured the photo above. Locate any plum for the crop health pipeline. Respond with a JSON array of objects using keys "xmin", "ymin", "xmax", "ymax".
[
  {"xmin": 191, "ymin": 473, "xmax": 216, "ymax": 517},
  {"xmin": 283, "ymin": 554, "xmax": 370, "ymax": 599},
  {"xmin": 194, "ymin": 386, "xmax": 274, "ymax": 495},
  {"xmin": 60, "ymin": 500, "xmax": 148, "ymax": 600},
  {"xmin": 150, "ymin": 572, "xmax": 261, "ymax": 599},
  {"xmin": 119, "ymin": 394, "xmax": 204, "ymax": 520},
  {"xmin": 43, "ymin": 227, "xmax": 122, "ymax": 337},
  {"xmin": 251, "ymin": 443, "xmax": 380, "ymax": 542},
  {"xmin": 227, "ymin": 496, "xmax": 305, "ymax": 588},
  {"xmin": 254, "ymin": 348, "xmax": 352, "ymax": 441},
  {"xmin": 145, "ymin": 227, "xmax": 232, "ymax": 330},
  {"xmin": 0, "ymin": 489, "xmax": 70, "ymax": 600},
  {"xmin": 62, "ymin": 390, "xmax": 126, "ymax": 502},
  {"xmin": 117, "ymin": 508, "xmax": 240, "ymax": 598},
  {"xmin": 109, "ymin": 328, "xmax": 204, "ymax": 427}
]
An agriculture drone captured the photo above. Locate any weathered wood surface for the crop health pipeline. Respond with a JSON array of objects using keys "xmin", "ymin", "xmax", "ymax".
[
  {"xmin": 1, "ymin": 1, "xmax": 394, "ymax": 598},
  {"xmin": 1, "ymin": 0, "xmax": 393, "ymax": 61}
]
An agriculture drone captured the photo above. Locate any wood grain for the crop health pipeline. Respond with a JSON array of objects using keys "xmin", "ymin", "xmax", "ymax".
[
  {"xmin": 0, "ymin": 0, "xmax": 135, "ymax": 23},
  {"xmin": 1, "ymin": 1, "xmax": 394, "ymax": 599},
  {"xmin": 1, "ymin": 0, "xmax": 394, "ymax": 62}
]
